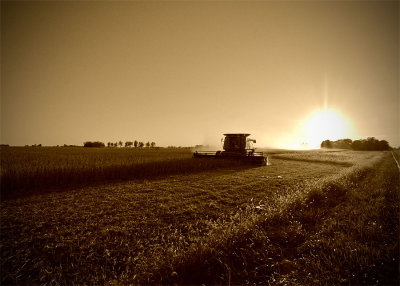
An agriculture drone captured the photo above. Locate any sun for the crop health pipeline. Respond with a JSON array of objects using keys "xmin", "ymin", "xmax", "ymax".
[{"xmin": 302, "ymin": 108, "xmax": 354, "ymax": 148}]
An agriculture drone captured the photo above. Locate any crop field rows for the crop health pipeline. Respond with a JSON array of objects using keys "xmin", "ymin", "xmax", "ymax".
[{"xmin": 0, "ymin": 148, "xmax": 398, "ymax": 284}]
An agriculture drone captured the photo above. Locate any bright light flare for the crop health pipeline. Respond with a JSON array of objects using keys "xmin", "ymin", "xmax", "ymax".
[{"xmin": 302, "ymin": 108, "xmax": 354, "ymax": 148}]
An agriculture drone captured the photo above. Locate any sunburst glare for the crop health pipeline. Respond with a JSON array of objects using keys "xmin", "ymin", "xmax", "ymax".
[{"xmin": 302, "ymin": 108, "xmax": 355, "ymax": 148}]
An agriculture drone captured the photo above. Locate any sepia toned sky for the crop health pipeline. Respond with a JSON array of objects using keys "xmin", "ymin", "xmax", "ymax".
[{"xmin": 1, "ymin": 1, "xmax": 399, "ymax": 148}]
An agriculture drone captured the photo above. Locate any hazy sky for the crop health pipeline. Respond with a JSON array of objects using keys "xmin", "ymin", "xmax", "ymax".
[{"xmin": 1, "ymin": 1, "xmax": 399, "ymax": 148}]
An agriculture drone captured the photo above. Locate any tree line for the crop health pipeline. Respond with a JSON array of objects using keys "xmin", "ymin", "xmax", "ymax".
[
  {"xmin": 321, "ymin": 137, "xmax": 390, "ymax": 151},
  {"xmin": 84, "ymin": 141, "xmax": 156, "ymax": 148}
]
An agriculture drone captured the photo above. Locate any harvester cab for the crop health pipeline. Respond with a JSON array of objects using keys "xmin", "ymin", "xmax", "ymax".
[
  {"xmin": 222, "ymin": 134, "xmax": 255, "ymax": 155},
  {"xmin": 193, "ymin": 133, "xmax": 267, "ymax": 166}
]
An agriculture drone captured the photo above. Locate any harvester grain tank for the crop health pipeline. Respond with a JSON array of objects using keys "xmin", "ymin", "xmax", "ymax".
[{"xmin": 193, "ymin": 133, "xmax": 267, "ymax": 165}]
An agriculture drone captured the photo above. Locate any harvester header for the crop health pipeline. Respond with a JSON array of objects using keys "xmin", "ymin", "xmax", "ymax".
[{"xmin": 193, "ymin": 133, "xmax": 267, "ymax": 166}]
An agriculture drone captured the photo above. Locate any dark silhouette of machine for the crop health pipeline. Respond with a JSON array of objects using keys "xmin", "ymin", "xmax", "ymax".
[{"xmin": 193, "ymin": 133, "xmax": 267, "ymax": 165}]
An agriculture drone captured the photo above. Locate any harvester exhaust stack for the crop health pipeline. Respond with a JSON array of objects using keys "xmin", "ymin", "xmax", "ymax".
[{"xmin": 193, "ymin": 133, "xmax": 267, "ymax": 166}]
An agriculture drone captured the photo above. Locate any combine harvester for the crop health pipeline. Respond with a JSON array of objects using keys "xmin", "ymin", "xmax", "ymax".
[{"xmin": 193, "ymin": 133, "xmax": 267, "ymax": 166}]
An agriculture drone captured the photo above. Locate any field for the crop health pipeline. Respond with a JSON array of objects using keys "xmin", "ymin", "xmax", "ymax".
[
  {"xmin": 0, "ymin": 147, "xmax": 247, "ymax": 199},
  {"xmin": 1, "ymin": 147, "xmax": 399, "ymax": 285}
]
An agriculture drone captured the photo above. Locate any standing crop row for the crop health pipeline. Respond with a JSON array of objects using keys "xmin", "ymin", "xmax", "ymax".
[{"xmin": 0, "ymin": 147, "xmax": 245, "ymax": 198}]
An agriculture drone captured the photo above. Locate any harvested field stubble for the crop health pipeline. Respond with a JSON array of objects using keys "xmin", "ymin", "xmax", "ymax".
[
  {"xmin": 1, "ymin": 149, "xmax": 398, "ymax": 285},
  {"xmin": 270, "ymin": 149, "xmax": 376, "ymax": 166}
]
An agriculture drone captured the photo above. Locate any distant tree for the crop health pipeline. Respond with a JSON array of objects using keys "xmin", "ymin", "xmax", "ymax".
[
  {"xmin": 118, "ymin": 141, "xmax": 123, "ymax": 147},
  {"xmin": 322, "ymin": 137, "xmax": 391, "ymax": 151},
  {"xmin": 84, "ymin": 141, "xmax": 105, "ymax": 148},
  {"xmin": 377, "ymin": 140, "xmax": 390, "ymax": 150},
  {"xmin": 151, "ymin": 142, "xmax": 156, "ymax": 148},
  {"xmin": 145, "ymin": 141, "xmax": 150, "ymax": 148},
  {"xmin": 321, "ymin": 140, "xmax": 332, "ymax": 148},
  {"xmin": 334, "ymin": 139, "xmax": 352, "ymax": 149},
  {"xmin": 125, "ymin": 141, "xmax": 133, "ymax": 147},
  {"xmin": 134, "ymin": 140, "xmax": 138, "ymax": 148},
  {"xmin": 107, "ymin": 142, "xmax": 112, "ymax": 147},
  {"xmin": 351, "ymin": 137, "xmax": 390, "ymax": 151},
  {"xmin": 342, "ymin": 139, "xmax": 353, "ymax": 145},
  {"xmin": 351, "ymin": 139, "xmax": 364, "ymax": 150},
  {"xmin": 365, "ymin": 137, "xmax": 377, "ymax": 150},
  {"xmin": 139, "ymin": 141, "xmax": 144, "ymax": 148}
]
